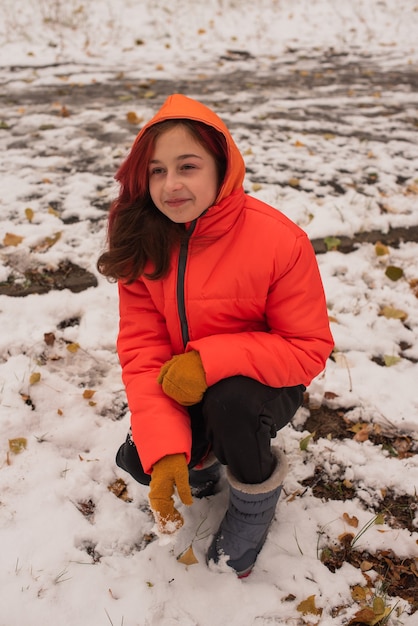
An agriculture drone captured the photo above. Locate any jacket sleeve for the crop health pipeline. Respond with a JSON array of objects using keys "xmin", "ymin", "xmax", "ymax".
[
  {"xmin": 117, "ymin": 280, "xmax": 192, "ymax": 474},
  {"xmin": 188, "ymin": 234, "xmax": 334, "ymax": 389}
]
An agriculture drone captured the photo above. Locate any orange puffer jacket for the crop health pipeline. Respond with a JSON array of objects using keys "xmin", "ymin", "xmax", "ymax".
[{"xmin": 117, "ymin": 95, "xmax": 334, "ymax": 474}]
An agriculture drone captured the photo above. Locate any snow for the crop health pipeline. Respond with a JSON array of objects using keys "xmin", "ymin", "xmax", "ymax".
[{"xmin": 0, "ymin": 1, "xmax": 417, "ymax": 625}]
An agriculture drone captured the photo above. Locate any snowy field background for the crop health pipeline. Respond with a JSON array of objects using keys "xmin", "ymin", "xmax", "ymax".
[{"xmin": 0, "ymin": 1, "xmax": 417, "ymax": 625}]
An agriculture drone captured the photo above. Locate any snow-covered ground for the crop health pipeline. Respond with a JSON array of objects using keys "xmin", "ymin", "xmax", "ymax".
[{"xmin": 0, "ymin": 1, "xmax": 417, "ymax": 625}]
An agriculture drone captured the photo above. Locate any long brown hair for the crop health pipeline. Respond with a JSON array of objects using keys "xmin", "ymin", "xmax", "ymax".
[{"xmin": 97, "ymin": 119, "xmax": 228, "ymax": 283}]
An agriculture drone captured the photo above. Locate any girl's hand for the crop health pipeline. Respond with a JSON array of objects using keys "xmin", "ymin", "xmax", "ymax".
[
  {"xmin": 149, "ymin": 453, "xmax": 193, "ymax": 534},
  {"xmin": 158, "ymin": 350, "xmax": 207, "ymax": 406}
]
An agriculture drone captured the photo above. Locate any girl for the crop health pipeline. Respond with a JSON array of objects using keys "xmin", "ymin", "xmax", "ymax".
[{"xmin": 98, "ymin": 94, "xmax": 334, "ymax": 577}]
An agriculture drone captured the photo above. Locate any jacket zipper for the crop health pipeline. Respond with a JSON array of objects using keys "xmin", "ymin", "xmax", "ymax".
[{"xmin": 177, "ymin": 221, "xmax": 197, "ymax": 348}]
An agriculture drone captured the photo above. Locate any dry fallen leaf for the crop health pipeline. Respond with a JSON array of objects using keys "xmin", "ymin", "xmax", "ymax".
[
  {"xmin": 9, "ymin": 437, "xmax": 28, "ymax": 454},
  {"xmin": 177, "ymin": 545, "xmax": 199, "ymax": 566},
  {"xmin": 44, "ymin": 332, "xmax": 56, "ymax": 346},
  {"xmin": 3, "ymin": 232, "xmax": 24, "ymax": 246},
  {"xmin": 126, "ymin": 111, "xmax": 143, "ymax": 125},
  {"xmin": 343, "ymin": 513, "xmax": 359, "ymax": 528},
  {"xmin": 374, "ymin": 241, "xmax": 389, "ymax": 256},
  {"xmin": 66, "ymin": 343, "xmax": 80, "ymax": 353},
  {"xmin": 25, "ymin": 208, "xmax": 34, "ymax": 222},
  {"xmin": 296, "ymin": 595, "xmax": 322, "ymax": 616},
  {"xmin": 32, "ymin": 231, "xmax": 62, "ymax": 253},
  {"xmin": 83, "ymin": 389, "xmax": 96, "ymax": 400},
  {"xmin": 108, "ymin": 478, "xmax": 132, "ymax": 502},
  {"xmin": 29, "ymin": 372, "xmax": 41, "ymax": 385},
  {"xmin": 379, "ymin": 305, "xmax": 408, "ymax": 321},
  {"xmin": 351, "ymin": 585, "xmax": 368, "ymax": 602}
]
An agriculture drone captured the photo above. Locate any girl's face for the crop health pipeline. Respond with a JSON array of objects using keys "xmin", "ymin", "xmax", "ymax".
[{"xmin": 148, "ymin": 125, "xmax": 219, "ymax": 223}]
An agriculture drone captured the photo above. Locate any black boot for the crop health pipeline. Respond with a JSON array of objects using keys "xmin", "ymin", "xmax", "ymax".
[
  {"xmin": 189, "ymin": 454, "xmax": 222, "ymax": 498},
  {"xmin": 207, "ymin": 448, "xmax": 287, "ymax": 577}
]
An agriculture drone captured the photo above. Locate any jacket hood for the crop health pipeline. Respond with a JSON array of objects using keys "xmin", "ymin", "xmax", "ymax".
[{"xmin": 133, "ymin": 94, "xmax": 246, "ymax": 203}]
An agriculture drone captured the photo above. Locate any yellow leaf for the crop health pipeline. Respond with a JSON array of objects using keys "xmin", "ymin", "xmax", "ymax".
[
  {"xmin": 383, "ymin": 355, "xmax": 401, "ymax": 367},
  {"xmin": 294, "ymin": 140, "xmax": 305, "ymax": 147},
  {"xmin": 177, "ymin": 545, "xmax": 199, "ymax": 566},
  {"xmin": 351, "ymin": 585, "xmax": 368, "ymax": 602},
  {"xmin": 348, "ymin": 421, "xmax": 367, "ymax": 434},
  {"xmin": 29, "ymin": 372, "xmax": 41, "ymax": 385},
  {"xmin": 48, "ymin": 205, "xmax": 60, "ymax": 218},
  {"xmin": 33, "ymin": 231, "xmax": 62, "ymax": 252},
  {"xmin": 3, "ymin": 232, "xmax": 24, "ymax": 246},
  {"xmin": 83, "ymin": 389, "xmax": 96, "ymax": 399},
  {"xmin": 25, "ymin": 208, "xmax": 34, "ymax": 222},
  {"xmin": 252, "ymin": 183, "xmax": 262, "ymax": 192},
  {"xmin": 288, "ymin": 177, "xmax": 300, "ymax": 187},
  {"xmin": 353, "ymin": 423, "xmax": 371, "ymax": 442},
  {"xmin": 374, "ymin": 241, "xmax": 389, "ymax": 256},
  {"xmin": 297, "ymin": 595, "xmax": 322, "ymax": 616},
  {"xmin": 126, "ymin": 111, "xmax": 143, "ymax": 125},
  {"xmin": 373, "ymin": 597, "xmax": 385, "ymax": 615},
  {"xmin": 9, "ymin": 437, "xmax": 27, "ymax": 454},
  {"xmin": 300, "ymin": 431, "xmax": 315, "ymax": 451},
  {"xmin": 379, "ymin": 305, "xmax": 408, "ymax": 321},
  {"xmin": 66, "ymin": 342, "xmax": 80, "ymax": 353}
]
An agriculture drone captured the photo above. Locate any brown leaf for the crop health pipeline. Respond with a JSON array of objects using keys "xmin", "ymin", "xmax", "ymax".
[
  {"xmin": 177, "ymin": 545, "xmax": 199, "ymax": 566},
  {"xmin": 108, "ymin": 478, "xmax": 132, "ymax": 501},
  {"xmin": 126, "ymin": 111, "xmax": 143, "ymax": 125},
  {"xmin": 349, "ymin": 607, "xmax": 376, "ymax": 625},
  {"xmin": 343, "ymin": 513, "xmax": 359, "ymax": 528},
  {"xmin": 353, "ymin": 424, "xmax": 371, "ymax": 442},
  {"xmin": 83, "ymin": 389, "xmax": 96, "ymax": 399},
  {"xmin": 296, "ymin": 595, "xmax": 322, "ymax": 616},
  {"xmin": 44, "ymin": 332, "xmax": 56, "ymax": 346},
  {"xmin": 324, "ymin": 391, "xmax": 339, "ymax": 400},
  {"xmin": 3, "ymin": 232, "xmax": 24, "ymax": 246}
]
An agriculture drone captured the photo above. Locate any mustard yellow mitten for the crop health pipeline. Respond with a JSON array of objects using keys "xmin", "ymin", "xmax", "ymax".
[
  {"xmin": 158, "ymin": 350, "xmax": 208, "ymax": 406},
  {"xmin": 148, "ymin": 453, "xmax": 193, "ymax": 534}
]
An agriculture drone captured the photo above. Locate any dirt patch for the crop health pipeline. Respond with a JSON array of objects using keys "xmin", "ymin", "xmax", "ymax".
[
  {"xmin": 0, "ymin": 260, "xmax": 98, "ymax": 296},
  {"xmin": 296, "ymin": 403, "xmax": 418, "ymax": 616}
]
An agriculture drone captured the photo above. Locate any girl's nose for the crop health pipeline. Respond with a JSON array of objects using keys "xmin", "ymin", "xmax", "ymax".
[{"xmin": 164, "ymin": 170, "xmax": 183, "ymax": 191}]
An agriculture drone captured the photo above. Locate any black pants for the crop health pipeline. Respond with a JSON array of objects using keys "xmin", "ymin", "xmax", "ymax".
[{"xmin": 116, "ymin": 376, "xmax": 304, "ymax": 485}]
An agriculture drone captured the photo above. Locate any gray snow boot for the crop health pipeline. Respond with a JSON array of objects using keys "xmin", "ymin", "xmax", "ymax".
[{"xmin": 206, "ymin": 449, "xmax": 287, "ymax": 577}]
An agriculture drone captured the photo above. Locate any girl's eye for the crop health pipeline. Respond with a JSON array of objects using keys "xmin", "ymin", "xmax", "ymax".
[
  {"xmin": 150, "ymin": 167, "xmax": 164, "ymax": 176},
  {"xmin": 181, "ymin": 164, "xmax": 196, "ymax": 171}
]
